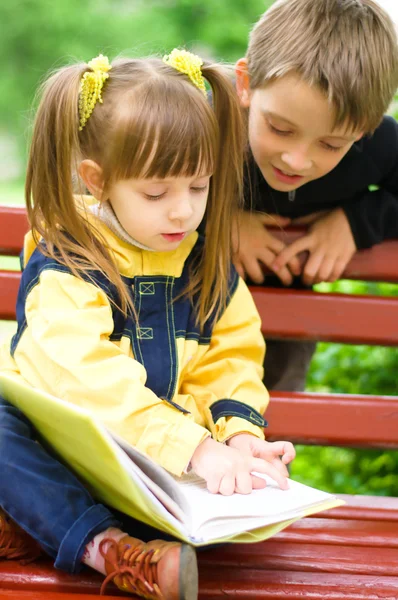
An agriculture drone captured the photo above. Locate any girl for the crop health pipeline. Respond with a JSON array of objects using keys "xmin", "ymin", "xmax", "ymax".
[{"xmin": 0, "ymin": 50, "xmax": 295, "ymax": 599}]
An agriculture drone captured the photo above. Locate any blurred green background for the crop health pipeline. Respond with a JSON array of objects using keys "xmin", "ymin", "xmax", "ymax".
[{"xmin": 0, "ymin": 0, "xmax": 397, "ymax": 496}]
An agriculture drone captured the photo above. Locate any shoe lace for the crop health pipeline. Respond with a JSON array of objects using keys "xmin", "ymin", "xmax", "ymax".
[
  {"xmin": 0, "ymin": 513, "xmax": 42, "ymax": 563},
  {"xmin": 99, "ymin": 538, "xmax": 163, "ymax": 599}
]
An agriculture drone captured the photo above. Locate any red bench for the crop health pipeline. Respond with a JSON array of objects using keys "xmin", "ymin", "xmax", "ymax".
[{"xmin": 1, "ymin": 204, "xmax": 398, "ymax": 599}]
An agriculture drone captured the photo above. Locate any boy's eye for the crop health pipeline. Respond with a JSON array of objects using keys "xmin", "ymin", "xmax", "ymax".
[
  {"xmin": 268, "ymin": 122, "xmax": 292, "ymax": 136},
  {"xmin": 321, "ymin": 142, "xmax": 343, "ymax": 152}
]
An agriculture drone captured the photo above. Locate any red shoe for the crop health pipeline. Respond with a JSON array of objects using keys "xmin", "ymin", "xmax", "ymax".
[
  {"xmin": 100, "ymin": 534, "xmax": 198, "ymax": 599},
  {"xmin": 0, "ymin": 508, "xmax": 42, "ymax": 562}
]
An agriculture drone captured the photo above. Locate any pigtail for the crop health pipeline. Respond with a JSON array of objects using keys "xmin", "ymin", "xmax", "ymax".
[
  {"xmin": 25, "ymin": 63, "xmax": 134, "ymax": 315},
  {"xmin": 193, "ymin": 63, "xmax": 245, "ymax": 327}
]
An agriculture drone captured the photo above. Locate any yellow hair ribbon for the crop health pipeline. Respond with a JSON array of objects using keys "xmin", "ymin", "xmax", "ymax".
[
  {"xmin": 79, "ymin": 54, "xmax": 112, "ymax": 131},
  {"xmin": 163, "ymin": 49, "xmax": 206, "ymax": 96}
]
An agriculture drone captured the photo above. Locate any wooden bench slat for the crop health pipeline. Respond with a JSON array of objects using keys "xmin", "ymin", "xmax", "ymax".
[
  {"xmin": 0, "ymin": 593, "xmax": 116, "ymax": 600},
  {"xmin": 0, "ymin": 271, "xmax": 20, "ymax": 321},
  {"xmin": 199, "ymin": 541, "xmax": 398, "ymax": 576},
  {"xmin": 266, "ymin": 391, "xmax": 398, "ymax": 448},
  {"xmin": 321, "ymin": 494, "xmax": 398, "ymax": 521},
  {"xmin": 0, "ymin": 207, "xmax": 29, "ymax": 256},
  {"xmin": 198, "ymin": 567, "xmax": 398, "ymax": 599},
  {"xmin": 276, "ymin": 516, "xmax": 398, "ymax": 547},
  {"xmin": 252, "ymin": 287, "xmax": 398, "ymax": 345}
]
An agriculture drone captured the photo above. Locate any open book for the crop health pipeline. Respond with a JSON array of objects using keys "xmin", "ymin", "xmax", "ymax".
[{"xmin": 0, "ymin": 373, "xmax": 343, "ymax": 546}]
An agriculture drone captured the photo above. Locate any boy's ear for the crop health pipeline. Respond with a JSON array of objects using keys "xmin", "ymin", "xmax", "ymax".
[
  {"xmin": 79, "ymin": 160, "xmax": 105, "ymax": 200},
  {"xmin": 235, "ymin": 58, "xmax": 251, "ymax": 108}
]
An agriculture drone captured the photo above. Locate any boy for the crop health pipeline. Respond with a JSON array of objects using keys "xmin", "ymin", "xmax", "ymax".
[{"xmin": 234, "ymin": 0, "xmax": 398, "ymax": 391}]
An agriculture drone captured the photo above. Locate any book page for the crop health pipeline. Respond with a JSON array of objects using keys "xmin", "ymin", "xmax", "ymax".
[
  {"xmin": 173, "ymin": 472, "xmax": 336, "ymax": 542},
  {"xmin": 111, "ymin": 432, "xmax": 191, "ymax": 523}
]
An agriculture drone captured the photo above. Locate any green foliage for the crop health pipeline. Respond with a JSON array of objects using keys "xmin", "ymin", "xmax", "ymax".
[
  {"xmin": 0, "ymin": 0, "xmax": 273, "ymax": 143},
  {"xmin": 291, "ymin": 446, "xmax": 398, "ymax": 496}
]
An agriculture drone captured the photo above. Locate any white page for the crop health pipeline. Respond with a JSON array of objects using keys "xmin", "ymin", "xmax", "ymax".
[
  {"xmin": 111, "ymin": 432, "xmax": 191, "ymax": 525},
  {"xmin": 173, "ymin": 472, "xmax": 335, "ymax": 541}
]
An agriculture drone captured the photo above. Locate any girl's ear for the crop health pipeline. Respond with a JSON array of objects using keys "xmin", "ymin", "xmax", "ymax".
[
  {"xmin": 235, "ymin": 58, "xmax": 251, "ymax": 108},
  {"xmin": 78, "ymin": 160, "xmax": 105, "ymax": 200}
]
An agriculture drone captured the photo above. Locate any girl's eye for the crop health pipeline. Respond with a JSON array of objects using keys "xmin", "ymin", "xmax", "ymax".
[
  {"xmin": 145, "ymin": 193, "xmax": 165, "ymax": 201},
  {"xmin": 268, "ymin": 123, "xmax": 292, "ymax": 136},
  {"xmin": 321, "ymin": 142, "xmax": 343, "ymax": 152},
  {"xmin": 191, "ymin": 185, "xmax": 208, "ymax": 193}
]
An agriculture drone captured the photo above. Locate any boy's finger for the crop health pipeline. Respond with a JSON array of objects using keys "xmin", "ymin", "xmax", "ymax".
[
  {"xmin": 272, "ymin": 237, "xmax": 312, "ymax": 271},
  {"xmin": 287, "ymin": 254, "xmax": 303, "ymax": 276},
  {"xmin": 260, "ymin": 249, "xmax": 293, "ymax": 285},
  {"xmin": 330, "ymin": 258, "xmax": 347, "ymax": 282},
  {"xmin": 317, "ymin": 256, "xmax": 335, "ymax": 283},
  {"xmin": 242, "ymin": 257, "xmax": 267, "ymax": 284},
  {"xmin": 302, "ymin": 250, "xmax": 324, "ymax": 286}
]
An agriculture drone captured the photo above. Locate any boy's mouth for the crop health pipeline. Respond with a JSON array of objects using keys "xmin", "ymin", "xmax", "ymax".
[{"xmin": 272, "ymin": 166, "xmax": 305, "ymax": 185}]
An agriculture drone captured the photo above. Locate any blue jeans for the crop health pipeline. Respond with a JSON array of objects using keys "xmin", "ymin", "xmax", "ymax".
[{"xmin": 0, "ymin": 397, "xmax": 173, "ymax": 574}]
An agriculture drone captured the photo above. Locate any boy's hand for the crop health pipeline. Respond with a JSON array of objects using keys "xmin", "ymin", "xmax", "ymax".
[
  {"xmin": 233, "ymin": 211, "xmax": 301, "ymax": 285},
  {"xmin": 190, "ymin": 436, "xmax": 290, "ymax": 496},
  {"xmin": 227, "ymin": 434, "xmax": 295, "ymax": 482},
  {"xmin": 271, "ymin": 208, "xmax": 357, "ymax": 285}
]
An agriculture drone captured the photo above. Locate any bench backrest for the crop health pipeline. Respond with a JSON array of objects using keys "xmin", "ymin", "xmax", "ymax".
[{"xmin": 1, "ymin": 205, "xmax": 398, "ymax": 450}]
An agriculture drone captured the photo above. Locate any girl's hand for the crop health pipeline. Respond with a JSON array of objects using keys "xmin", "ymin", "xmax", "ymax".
[
  {"xmin": 233, "ymin": 211, "xmax": 301, "ymax": 285},
  {"xmin": 272, "ymin": 208, "xmax": 357, "ymax": 285},
  {"xmin": 227, "ymin": 434, "xmax": 296, "ymax": 482},
  {"xmin": 190, "ymin": 437, "xmax": 290, "ymax": 496}
]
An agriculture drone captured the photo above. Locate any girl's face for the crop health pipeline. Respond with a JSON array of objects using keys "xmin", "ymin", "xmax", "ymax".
[{"xmin": 107, "ymin": 173, "xmax": 211, "ymax": 251}]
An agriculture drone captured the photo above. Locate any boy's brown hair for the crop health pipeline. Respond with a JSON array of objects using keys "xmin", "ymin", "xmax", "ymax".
[{"xmin": 246, "ymin": 0, "xmax": 398, "ymax": 132}]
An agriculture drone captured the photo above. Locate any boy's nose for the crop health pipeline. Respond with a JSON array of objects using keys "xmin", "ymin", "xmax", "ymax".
[{"xmin": 281, "ymin": 150, "xmax": 312, "ymax": 173}]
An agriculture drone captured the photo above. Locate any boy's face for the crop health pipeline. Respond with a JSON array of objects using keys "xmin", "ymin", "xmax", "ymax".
[{"xmin": 236, "ymin": 62, "xmax": 363, "ymax": 191}]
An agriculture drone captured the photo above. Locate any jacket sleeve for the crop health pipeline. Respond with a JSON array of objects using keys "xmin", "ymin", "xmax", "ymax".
[
  {"xmin": 343, "ymin": 116, "xmax": 398, "ymax": 249},
  {"xmin": 18, "ymin": 269, "xmax": 209, "ymax": 476},
  {"xmin": 179, "ymin": 276, "xmax": 269, "ymax": 443}
]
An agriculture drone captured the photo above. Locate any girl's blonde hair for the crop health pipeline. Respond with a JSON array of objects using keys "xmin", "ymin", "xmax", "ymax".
[{"xmin": 26, "ymin": 56, "xmax": 244, "ymax": 329}]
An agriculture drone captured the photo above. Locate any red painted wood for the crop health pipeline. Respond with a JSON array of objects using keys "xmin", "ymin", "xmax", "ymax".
[
  {"xmin": 0, "ymin": 271, "xmax": 20, "ymax": 320},
  {"xmin": 0, "ymin": 593, "xmax": 121, "ymax": 600},
  {"xmin": 198, "ymin": 541, "xmax": 398, "ymax": 576},
  {"xmin": 268, "ymin": 227, "xmax": 398, "ymax": 283},
  {"xmin": 321, "ymin": 494, "xmax": 398, "ymax": 521},
  {"xmin": 0, "ymin": 207, "xmax": 29, "ymax": 256},
  {"xmin": 0, "ymin": 560, "xmax": 106, "ymax": 594},
  {"xmin": 276, "ymin": 517, "xmax": 398, "ymax": 547},
  {"xmin": 266, "ymin": 392, "xmax": 398, "ymax": 448},
  {"xmin": 251, "ymin": 287, "xmax": 398, "ymax": 345},
  {"xmin": 0, "ymin": 593, "xmax": 116, "ymax": 600},
  {"xmin": 198, "ymin": 567, "xmax": 398, "ymax": 599}
]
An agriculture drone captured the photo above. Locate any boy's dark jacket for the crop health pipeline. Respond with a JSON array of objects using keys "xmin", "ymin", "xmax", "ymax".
[{"xmin": 245, "ymin": 115, "xmax": 398, "ymax": 249}]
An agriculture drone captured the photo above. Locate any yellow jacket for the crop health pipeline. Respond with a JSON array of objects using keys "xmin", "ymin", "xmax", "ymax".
[{"xmin": 0, "ymin": 211, "xmax": 269, "ymax": 476}]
